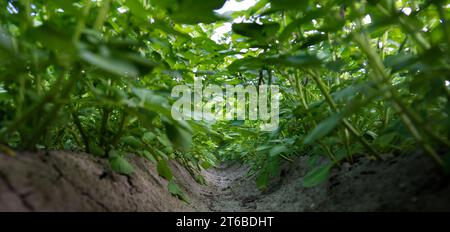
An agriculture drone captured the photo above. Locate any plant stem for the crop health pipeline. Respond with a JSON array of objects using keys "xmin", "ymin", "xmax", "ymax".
[
  {"xmin": 291, "ymin": 72, "xmax": 338, "ymax": 163},
  {"xmin": 352, "ymin": 31, "xmax": 446, "ymax": 167},
  {"xmin": 94, "ymin": 0, "xmax": 111, "ymax": 30},
  {"xmin": 110, "ymin": 110, "xmax": 128, "ymax": 148},
  {"xmin": 308, "ymin": 70, "xmax": 380, "ymax": 159},
  {"xmin": 376, "ymin": 4, "xmax": 430, "ymax": 51},
  {"xmin": 23, "ymin": 69, "xmax": 81, "ymax": 149},
  {"xmin": 0, "ymin": 73, "xmax": 65, "ymax": 143},
  {"xmin": 436, "ymin": 3, "xmax": 450, "ymax": 47},
  {"xmin": 73, "ymin": 0, "xmax": 92, "ymax": 42},
  {"xmin": 72, "ymin": 111, "xmax": 90, "ymax": 153}
]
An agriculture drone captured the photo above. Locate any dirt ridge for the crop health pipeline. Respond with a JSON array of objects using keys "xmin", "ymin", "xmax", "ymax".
[{"xmin": 0, "ymin": 151, "xmax": 207, "ymax": 212}]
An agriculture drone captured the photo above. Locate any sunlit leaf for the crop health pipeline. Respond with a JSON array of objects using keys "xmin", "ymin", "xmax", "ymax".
[
  {"xmin": 110, "ymin": 155, "xmax": 134, "ymax": 175},
  {"xmin": 302, "ymin": 163, "xmax": 332, "ymax": 187},
  {"xmin": 157, "ymin": 159, "xmax": 173, "ymax": 181}
]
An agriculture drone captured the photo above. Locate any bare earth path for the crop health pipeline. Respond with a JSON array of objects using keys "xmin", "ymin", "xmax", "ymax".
[
  {"xmin": 202, "ymin": 153, "xmax": 450, "ymax": 212},
  {"xmin": 202, "ymin": 163, "xmax": 253, "ymax": 211}
]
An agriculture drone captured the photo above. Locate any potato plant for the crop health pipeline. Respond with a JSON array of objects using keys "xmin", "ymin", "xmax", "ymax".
[{"xmin": 0, "ymin": 0, "xmax": 449, "ymax": 194}]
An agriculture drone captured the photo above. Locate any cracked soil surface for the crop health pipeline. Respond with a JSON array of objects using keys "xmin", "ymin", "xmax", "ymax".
[{"xmin": 0, "ymin": 151, "xmax": 208, "ymax": 211}]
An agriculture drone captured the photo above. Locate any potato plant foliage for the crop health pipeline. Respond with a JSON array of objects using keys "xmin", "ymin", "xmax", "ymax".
[{"xmin": 0, "ymin": 0, "xmax": 449, "ymax": 194}]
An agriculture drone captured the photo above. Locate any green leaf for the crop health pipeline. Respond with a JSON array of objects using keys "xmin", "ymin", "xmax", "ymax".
[
  {"xmin": 168, "ymin": 180, "xmax": 189, "ymax": 203},
  {"xmin": 256, "ymin": 144, "xmax": 272, "ymax": 152},
  {"xmin": 299, "ymin": 34, "xmax": 328, "ymax": 49},
  {"xmin": 47, "ymin": 0, "xmax": 77, "ymax": 14},
  {"xmin": 267, "ymin": 157, "xmax": 280, "ymax": 177},
  {"xmin": 232, "ymin": 23, "xmax": 280, "ymax": 42},
  {"xmin": 157, "ymin": 159, "xmax": 173, "ymax": 181},
  {"xmin": 121, "ymin": 136, "xmax": 142, "ymax": 149},
  {"xmin": 108, "ymin": 150, "xmax": 121, "ymax": 159},
  {"xmin": 331, "ymin": 83, "xmax": 369, "ymax": 101},
  {"xmin": 384, "ymin": 53, "xmax": 416, "ymax": 72},
  {"xmin": 374, "ymin": 133, "xmax": 397, "ymax": 148},
  {"xmin": 91, "ymin": 144, "xmax": 104, "ymax": 157},
  {"xmin": 142, "ymin": 132, "xmax": 156, "ymax": 144},
  {"xmin": 164, "ymin": 121, "xmax": 192, "ymax": 152},
  {"xmin": 156, "ymin": 132, "xmax": 172, "ymax": 147},
  {"xmin": 80, "ymin": 50, "xmax": 139, "ymax": 77},
  {"xmin": 155, "ymin": 147, "xmax": 170, "ymax": 160},
  {"xmin": 131, "ymin": 88, "xmax": 172, "ymax": 117},
  {"xmin": 228, "ymin": 56, "xmax": 264, "ymax": 72},
  {"xmin": 304, "ymin": 113, "xmax": 342, "ymax": 144},
  {"xmin": 256, "ymin": 157, "xmax": 279, "ymax": 190},
  {"xmin": 231, "ymin": 120, "xmax": 245, "ymax": 126},
  {"xmin": 152, "ymin": 0, "xmax": 226, "ymax": 24},
  {"xmin": 326, "ymin": 59, "xmax": 346, "ymax": 72},
  {"xmin": 142, "ymin": 150, "xmax": 157, "ymax": 164},
  {"xmin": 125, "ymin": 0, "xmax": 149, "ymax": 21},
  {"xmin": 278, "ymin": 9, "xmax": 323, "ymax": 42},
  {"xmin": 200, "ymin": 161, "xmax": 213, "ymax": 169},
  {"xmin": 256, "ymin": 171, "xmax": 269, "ymax": 189},
  {"xmin": 0, "ymin": 28, "xmax": 16, "ymax": 57},
  {"xmin": 28, "ymin": 25, "xmax": 74, "ymax": 54},
  {"xmin": 302, "ymin": 163, "xmax": 332, "ymax": 188},
  {"xmin": 269, "ymin": 145, "xmax": 289, "ymax": 157},
  {"xmin": 270, "ymin": 0, "xmax": 310, "ymax": 11},
  {"xmin": 269, "ymin": 53, "xmax": 322, "ymax": 68},
  {"xmin": 110, "ymin": 156, "xmax": 134, "ymax": 175}
]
